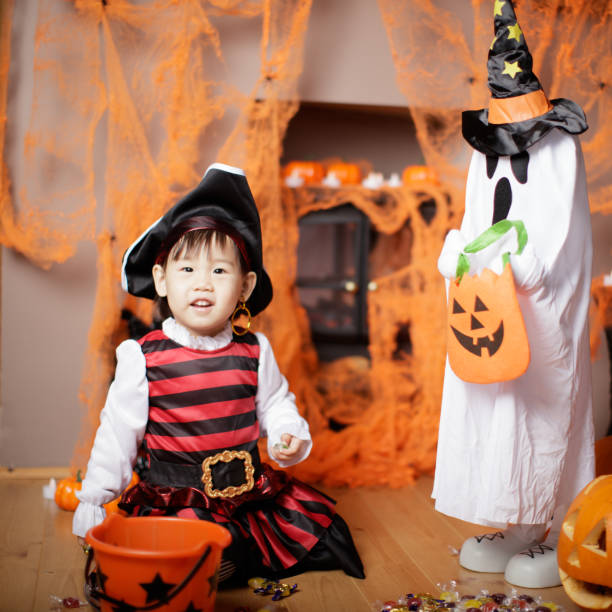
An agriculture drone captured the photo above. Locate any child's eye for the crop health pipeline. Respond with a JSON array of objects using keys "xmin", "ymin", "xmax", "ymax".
[
  {"xmin": 180, "ymin": 266, "xmax": 194, "ymax": 272},
  {"xmin": 213, "ymin": 267, "xmax": 226, "ymax": 274}
]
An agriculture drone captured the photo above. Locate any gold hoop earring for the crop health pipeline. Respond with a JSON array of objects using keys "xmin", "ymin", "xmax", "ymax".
[{"xmin": 231, "ymin": 301, "xmax": 251, "ymax": 336}]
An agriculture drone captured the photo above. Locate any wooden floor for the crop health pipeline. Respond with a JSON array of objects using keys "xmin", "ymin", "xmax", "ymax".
[{"xmin": 0, "ymin": 473, "xmax": 583, "ymax": 612}]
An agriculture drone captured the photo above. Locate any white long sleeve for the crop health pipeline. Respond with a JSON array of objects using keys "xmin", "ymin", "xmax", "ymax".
[
  {"xmin": 72, "ymin": 339, "xmax": 149, "ymax": 537},
  {"xmin": 255, "ymin": 332, "xmax": 312, "ymax": 467}
]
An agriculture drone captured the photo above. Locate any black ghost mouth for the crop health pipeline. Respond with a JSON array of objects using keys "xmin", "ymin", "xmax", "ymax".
[
  {"xmin": 487, "ymin": 150, "xmax": 530, "ymax": 224},
  {"xmin": 451, "ymin": 321, "xmax": 504, "ymax": 357}
]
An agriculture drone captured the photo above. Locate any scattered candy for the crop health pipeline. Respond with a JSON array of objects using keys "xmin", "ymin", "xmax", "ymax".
[
  {"xmin": 234, "ymin": 605, "xmax": 287, "ymax": 612},
  {"xmin": 372, "ymin": 586, "xmax": 563, "ymax": 612},
  {"xmin": 248, "ymin": 577, "xmax": 268, "ymax": 590},
  {"xmin": 49, "ymin": 595, "xmax": 88, "ymax": 609},
  {"xmin": 248, "ymin": 577, "xmax": 298, "ymax": 601}
]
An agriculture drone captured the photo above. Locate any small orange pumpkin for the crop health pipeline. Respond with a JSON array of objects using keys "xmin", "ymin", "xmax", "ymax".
[
  {"xmin": 283, "ymin": 161, "xmax": 324, "ymax": 184},
  {"xmin": 55, "ymin": 470, "xmax": 83, "ymax": 511},
  {"xmin": 103, "ymin": 471, "xmax": 140, "ymax": 515},
  {"xmin": 327, "ymin": 162, "xmax": 362, "ymax": 185},
  {"xmin": 558, "ymin": 475, "xmax": 612, "ymax": 610},
  {"xmin": 402, "ymin": 165, "xmax": 438, "ymax": 185}
]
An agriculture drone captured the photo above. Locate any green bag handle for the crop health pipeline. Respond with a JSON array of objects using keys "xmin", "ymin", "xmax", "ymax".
[{"xmin": 455, "ymin": 219, "xmax": 528, "ymax": 281}]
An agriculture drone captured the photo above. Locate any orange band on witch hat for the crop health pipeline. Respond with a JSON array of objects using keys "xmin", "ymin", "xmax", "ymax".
[{"xmin": 488, "ymin": 89, "xmax": 553, "ymax": 124}]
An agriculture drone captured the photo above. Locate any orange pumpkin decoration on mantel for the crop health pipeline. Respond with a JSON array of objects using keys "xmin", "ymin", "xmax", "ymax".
[
  {"xmin": 558, "ymin": 474, "xmax": 612, "ymax": 610},
  {"xmin": 402, "ymin": 165, "xmax": 439, "ymax": 185},
  {"xmin": 54, "ymin": 470, "xmax": 83, "ymax": 511},
  {"xmin": 326, "ymin": 162, "xmax": 362, "ymax": 185},
  {"xmin": 283, "ymin": 161, "xmax": 324, "ymax": 185}
]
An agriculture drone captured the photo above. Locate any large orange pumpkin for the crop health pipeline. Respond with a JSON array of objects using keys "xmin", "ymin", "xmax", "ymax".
[
  {"xmin": 327, "ymin": 162, "xmax": 362, "ymax": 185},
  {"xmin": 558, "ymin": 475, "xmax": 612, "ymax": 610},
  {"xmin": 447, "ymin": 263, "xmax": 530, "ymax": 383},
  {"xmin": 55, "ymin": 470, "xmax": 83, "ymax": 511},
  {"xmin": 283, "ymin": 161, "xmax": 324, "ymax": 184},
  {"xmin": 103, "ymin": 471, "xmax": 140, "ymax": 514}
]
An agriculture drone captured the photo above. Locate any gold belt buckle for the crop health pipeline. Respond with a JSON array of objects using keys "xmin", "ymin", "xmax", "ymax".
[{"xmin": 201, "ymin": 450, "xmax": 255, "ymax": 498}]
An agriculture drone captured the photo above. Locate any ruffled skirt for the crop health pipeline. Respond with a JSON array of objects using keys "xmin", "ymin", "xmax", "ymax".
[{"xmin": 119, "ymin": 462, "xmax": 364, "ymax": 580}]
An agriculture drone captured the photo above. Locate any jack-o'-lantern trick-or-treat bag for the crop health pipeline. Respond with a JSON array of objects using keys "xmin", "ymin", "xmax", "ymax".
[{"xmin": 447, "ymin": 219, "xmax": 530, "ymax": 384}]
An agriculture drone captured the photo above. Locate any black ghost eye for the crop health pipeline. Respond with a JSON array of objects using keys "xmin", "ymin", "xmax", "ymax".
[
  {"xmin": 453, "ymin": 299, "xmax": 466, "ymax": 314},
  {"xmin": 492, "ymin": 177, "xmax": 512, "ymax": 224},
  {"xmin": 486, "ymin": 155, "xmax": 499, "ymax": 179},
  {"xmin": 510, "ymin": 150, "xmax": 529, "ymax": 184}
]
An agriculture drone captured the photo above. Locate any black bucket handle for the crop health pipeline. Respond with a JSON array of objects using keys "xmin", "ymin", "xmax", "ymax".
[{"xmin": 84, "ymin": 544, "xmax": 212, "ymax": 611}]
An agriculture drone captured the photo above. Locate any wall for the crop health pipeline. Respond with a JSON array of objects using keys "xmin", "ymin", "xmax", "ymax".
[{"xmin": 1, "ymin": 0, "xmax": 610, "ymax": 467}]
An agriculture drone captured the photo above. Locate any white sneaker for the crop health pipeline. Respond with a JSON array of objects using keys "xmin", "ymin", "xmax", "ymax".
[
  {"xmin": 504, "ymin": 543, "xmax": 561, "ymax": 588},
  {"xmin": 459, "ymin": 531, "xmax": 538, "ymax": 573}
]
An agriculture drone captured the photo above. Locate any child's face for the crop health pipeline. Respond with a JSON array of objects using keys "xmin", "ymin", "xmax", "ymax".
[{"xmin": 152, "ymin": 237, "xmax": 256, "ymax": 338}]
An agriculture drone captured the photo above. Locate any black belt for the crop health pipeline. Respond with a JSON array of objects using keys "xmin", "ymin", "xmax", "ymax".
[{"xmin": 145, "ymin": 447, "xmax": 261, "ymax": 499}]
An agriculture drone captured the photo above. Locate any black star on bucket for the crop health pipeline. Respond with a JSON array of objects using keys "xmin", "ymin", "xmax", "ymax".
[
  {"xmin": 139, "ymin": 572, "xmax": 177, "ymax": 603},
  {"xmin": 95, "ymin": 567, "xmax": 109, "ymax": 592},
  {"xmin": 183, "ymin": 603, "xmax": 203, "ymax": 612},
  {"xmin": 208, "ymin": 567, "xmax": 219, "ymax": 597}
]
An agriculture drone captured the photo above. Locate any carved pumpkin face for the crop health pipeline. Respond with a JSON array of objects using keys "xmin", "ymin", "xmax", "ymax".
[
  {"xmin": 558, "ymin": 475, "xmax": 612, "ymax": 610},
  {"xmin": 450, "ymin": 293, "xmax": 504, "ymax": 358},
  {"xmin": 447, "ymin": 264, "xmax": 530, "ymax": 384}
]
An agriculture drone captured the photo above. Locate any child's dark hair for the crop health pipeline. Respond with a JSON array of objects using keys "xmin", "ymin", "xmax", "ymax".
[{"xmin": 154, "ymin": 216, "xmax": 250, "ymax": 321}]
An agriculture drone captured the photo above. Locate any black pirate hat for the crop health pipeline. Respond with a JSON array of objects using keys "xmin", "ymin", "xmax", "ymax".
[
  {"xmin": 121, "ymin": 163, "xmax": 273, "ymax": 316},
  {"xmin": 463, "ymin": 0, "xmax": 587, "ymax": 156}
]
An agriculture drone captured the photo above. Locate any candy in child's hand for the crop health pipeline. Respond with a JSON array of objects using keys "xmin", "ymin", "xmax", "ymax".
[{"xmin": 273, "ymin": 442, "xmax": 289, "ymax": 451}]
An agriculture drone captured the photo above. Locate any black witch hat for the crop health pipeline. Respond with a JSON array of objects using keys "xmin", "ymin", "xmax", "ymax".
[
  {"xmin": 121, "ymin": 163, "xmax": 273, "ymax": 316},
  {"xmin": 463, "ymin": 0, "xmax": 587, "ymax": 156}
]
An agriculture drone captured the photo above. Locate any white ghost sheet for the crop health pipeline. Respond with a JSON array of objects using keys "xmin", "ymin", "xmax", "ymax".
[{"xmin": 432, "ymin": 129, "xmax": 595, "ymax": 527}]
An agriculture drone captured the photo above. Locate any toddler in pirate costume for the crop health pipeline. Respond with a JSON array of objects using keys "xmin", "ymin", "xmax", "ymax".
[
  {"xmin": 73, "ymin": 163, "xmax": 364, "ymax": 583},
  {"xmin": 433, "ymin": 0, "xmax": 594, "ymax": 589}
]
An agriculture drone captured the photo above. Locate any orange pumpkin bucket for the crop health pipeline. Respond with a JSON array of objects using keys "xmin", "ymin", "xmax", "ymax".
[
  {"xmin": 84, "ymin": 514, "xmax": 231, "ymax": 612},
  {"xmin": 447, "ymin": 219, "xmax": 530, "ymax": 384}
]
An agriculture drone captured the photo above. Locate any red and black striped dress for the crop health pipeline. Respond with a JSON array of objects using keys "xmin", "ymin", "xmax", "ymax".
[{"xmin": 120, "ymin": 329, "xmax": 364, "ymax": 579}]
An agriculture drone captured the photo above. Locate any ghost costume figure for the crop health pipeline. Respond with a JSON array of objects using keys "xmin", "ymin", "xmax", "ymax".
[
  {"xmin": 432, "ymin": 0, "xmax": 595, "ymax": 589},
  {"xmin": 433, "ymin": 129, "xmax": 595, "ymax": 576}
]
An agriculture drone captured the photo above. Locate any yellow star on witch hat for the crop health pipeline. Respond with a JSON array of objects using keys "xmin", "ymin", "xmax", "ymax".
[
  {"xmin": 502, "ymin": 60, "xmax": 523, "ymax": 78},
  {"xmin": 462, "ymin": 0, "xmax": 588, "ymax": 156},
  {"xmin": 507, "ymin": 22, "xmax": 523, "ymax": 42}
]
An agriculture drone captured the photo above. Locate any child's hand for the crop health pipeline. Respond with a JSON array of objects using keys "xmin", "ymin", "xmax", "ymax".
[{"xmin": 271, "ymin": 433, "xmax": 304, "ymax": 462}]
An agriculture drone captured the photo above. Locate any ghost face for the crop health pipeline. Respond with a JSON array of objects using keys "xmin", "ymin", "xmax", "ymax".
[
  {"xmin": 487, "ymin": 151, "xmax": 529, "ymax": 224},
  {"xmin": 463, "ymin": 130, "xmax": 583, "ymax": 271}
]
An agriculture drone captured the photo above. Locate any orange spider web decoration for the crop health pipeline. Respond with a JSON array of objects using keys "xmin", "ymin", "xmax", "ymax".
[{"xmin": 0, "ymin": 0, "xmax": 610, "ymax": 487}]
